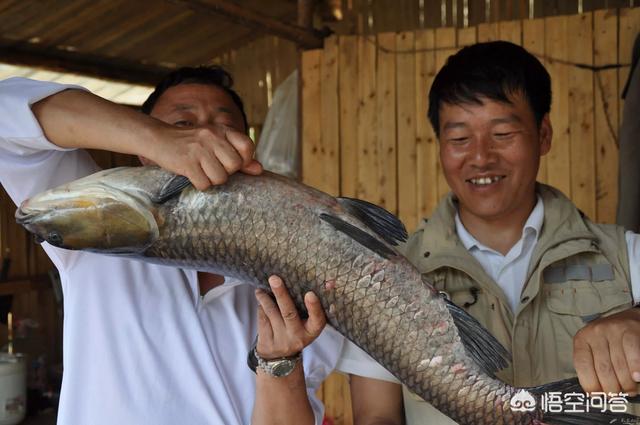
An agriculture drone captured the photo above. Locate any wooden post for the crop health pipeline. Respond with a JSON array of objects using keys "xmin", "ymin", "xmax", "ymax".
[{"xmin": 298, "ymin": 0, "xmax": 317, "ymax": 27}]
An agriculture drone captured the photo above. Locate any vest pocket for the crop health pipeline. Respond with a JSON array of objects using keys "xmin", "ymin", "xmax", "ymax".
[
  {"xmin": 540, "ymin": 281, "xmax": 631, "ymax": 380},
  {"xmin": 545, "ymin": 281, "xmax": 630, "ymax": 318}
]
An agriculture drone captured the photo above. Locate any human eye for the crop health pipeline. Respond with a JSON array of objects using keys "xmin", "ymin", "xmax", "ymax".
[
  {"xmin": 493, "ymin": 125, "xmax": 520, "ymax": 140},
  {"xmin": 173, "ymin": 120, "xmax": 195, "ymax": 127},
  {"xmin": 447, "ymin": 136, "xmax": 470, "ymax": 145}
]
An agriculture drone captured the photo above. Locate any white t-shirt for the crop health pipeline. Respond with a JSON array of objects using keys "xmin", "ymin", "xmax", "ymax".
[{"xmin": 0, "ymin": 77, "xmax": 391, "ymax": 425}]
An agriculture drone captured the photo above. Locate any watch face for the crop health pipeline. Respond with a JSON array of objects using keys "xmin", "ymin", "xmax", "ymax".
[{"xmin": 270, "ymin": 360, "xmax": 295, "ymax": 377}]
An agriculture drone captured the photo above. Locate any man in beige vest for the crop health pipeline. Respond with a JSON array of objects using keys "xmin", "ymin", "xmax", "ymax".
[{"xmin": 347, "ymin": 41, "xmax": 640, "ymax": 424}]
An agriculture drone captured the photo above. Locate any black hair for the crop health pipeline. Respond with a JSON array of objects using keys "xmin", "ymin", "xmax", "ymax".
[
  {"xmin": 141, "ymin": 66, "xmax": 248, "ymax": 131},
  {"xmin": 428, "ymin": 41, "xmax": 551, "ymax": 137}
]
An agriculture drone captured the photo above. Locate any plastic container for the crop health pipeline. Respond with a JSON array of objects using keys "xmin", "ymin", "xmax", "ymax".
[{"xmin": 0, "ymin": 353, "xmax": 26, "ymax": 425}]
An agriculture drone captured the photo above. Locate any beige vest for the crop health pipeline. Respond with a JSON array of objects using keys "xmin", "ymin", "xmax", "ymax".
[{"xmin": 400, "ymin": 184, "xmax": 635, "ymax": 424}]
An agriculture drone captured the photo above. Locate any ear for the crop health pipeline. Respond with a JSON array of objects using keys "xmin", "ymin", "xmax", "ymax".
[{"xmin": 538, "ymin": 113, "xmax": 552, "ymax": 156}]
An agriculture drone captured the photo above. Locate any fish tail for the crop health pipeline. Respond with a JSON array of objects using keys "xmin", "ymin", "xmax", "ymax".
[
  {"xmin": 527, "ymin": 377, "xmax": 640, "ymax": 424},
  {"xmin": 541, "ymin": 411, "xmax": 639, "ymax": 425}
]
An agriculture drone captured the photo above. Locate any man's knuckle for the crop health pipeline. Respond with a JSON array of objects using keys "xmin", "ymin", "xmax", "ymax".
[
  {"xmin": 283, "ymin": 310, "xmax": 297, "ymax": 320},
  {"xmin": 210, "ymin": 174, "xmax": 228, "ymax": 185}
]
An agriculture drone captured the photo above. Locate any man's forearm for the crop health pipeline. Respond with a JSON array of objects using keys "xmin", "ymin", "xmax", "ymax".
[
  {"xmin": 252, "ymin": 363, "xmax": 316, "ymax": 425},
  {"xmin": 31, "ymin": 89, "xmax": 165, "ymax": 156}
]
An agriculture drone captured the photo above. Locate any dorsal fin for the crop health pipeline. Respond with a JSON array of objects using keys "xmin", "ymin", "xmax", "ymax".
[
  {"xmin": 152, "ymin": 175, "xmax": 191, "ymax": 204},
  {"xmin": 444, "ymin": 298, "xmax": 511, "ymax": 376},
  {"xmin": 320, "ymin": 213, "xmax": 397, "ymax": 259},
  {"xmin": 337, "ymin": 197, "xmax": 407, "ymax": 246}
]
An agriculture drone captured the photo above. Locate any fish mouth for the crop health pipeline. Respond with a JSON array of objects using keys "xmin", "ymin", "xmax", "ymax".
[{"xmin": 15, "ymin": 207, "xmax": 38, "ymax": 225}]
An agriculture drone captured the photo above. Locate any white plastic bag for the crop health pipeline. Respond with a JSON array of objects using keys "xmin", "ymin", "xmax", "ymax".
[{"xmin": 256, "ymin": 71, "xmax": 299, "ymax": 178}]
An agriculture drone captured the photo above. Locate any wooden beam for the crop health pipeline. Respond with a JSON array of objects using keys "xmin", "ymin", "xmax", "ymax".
[
  {"xmin": 0, "ymin": 38, "xmax": 169, "ymax": 86},
  {"xmin": 298, "ymin": 0, "xmax": 316, "ymax": 27},
  {"xmin": 166, "ymin": 0, "xmax": 328, "ymax": 49}
]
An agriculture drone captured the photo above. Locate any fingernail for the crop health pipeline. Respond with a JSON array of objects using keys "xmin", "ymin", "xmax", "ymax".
[
  {"xmin": 633, "ymin": 371, "xmax": 640, "ymax": 382},
  {"xmin": 269, "ymin": 278, "xmax": 281, "ymax": 288}
]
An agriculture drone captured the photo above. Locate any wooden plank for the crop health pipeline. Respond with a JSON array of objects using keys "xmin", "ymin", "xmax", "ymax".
[
  {"xmin": 319, "ymin": 373, "xmax": 353, "ymax": 425},
  {"xmin": 523, "ymin": 17, "xmax": 548, "ymax": 185},
  {"xmin": 320, "ymin": 36, "xmax": 341, "ymax": 196},
  {"xmin": 376, "ymin": 32, "xmax": 398, "ymax": 213},
  {"xmin": 593, "ymin": 9, "xmax": 619, "ymax": 224},
  {"xmin": 416, "ymin": 29, "xmax": 440, "ymax": 221},
  {"xmin": 2, "ymin": 193, "xmax": 29, "ymax": 279},
  {"xmin": 356, "ymin": 35, "xmax": 378, "ymax": 204},
  {"xmin": 396, "ymin": 31, "xmax": 418, "ymax": 232},
  {"xmin": 567, "ymin": 13, "xmax": 596, "ymax": 219},
  {"xmin": 544, "ymin": 15, "xmax": 572, "ymax": 198},
  {"xmin": 434, "ymin": 27, "xmax": 457, "ymax": 201},
  {"xmin": 498, "ymin": 19, "xmax": 522, "ymax": 44},
  {"xmin": 477, "ymin": 22, "xmax": 500, "ymax": 41},
  {"xmin": 300, "ymin": 49, "xmax": 324, "ymax": 190},
  {"xmin": 619, "ymin": 7, "xmax": 640, "ymax": 127},
  {"xmin": 338, "ymin": 36, "xmax": 359, "ymax": 198},
  {"xmin": 457, "ymin": 26, "xmax": 477, "ymax": 47}
]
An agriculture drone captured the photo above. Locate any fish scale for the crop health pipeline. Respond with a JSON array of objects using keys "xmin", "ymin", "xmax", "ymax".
[{"xmin": 16, "ymin": 167, "xmax": 638, "ymax": 425}]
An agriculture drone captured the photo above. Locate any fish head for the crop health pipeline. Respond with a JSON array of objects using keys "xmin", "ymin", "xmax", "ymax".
[{"xmin": 15, "ymin": 166, "xmax": 178, "ymax": 254}]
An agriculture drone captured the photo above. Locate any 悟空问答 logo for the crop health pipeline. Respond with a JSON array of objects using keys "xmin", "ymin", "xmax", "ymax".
[{"xmin": 510, "ymin": 390, "xmax": 536, "ymax": 412}]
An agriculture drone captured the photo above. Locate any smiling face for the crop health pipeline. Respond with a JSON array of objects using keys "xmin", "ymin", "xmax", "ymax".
[
  {"xmin": 138, "ymin": 83, "xmax": 246, "ymax": 165},
  {"xmin": 438, "ymin": 93, "xmax": 552, "ymax": 225}
]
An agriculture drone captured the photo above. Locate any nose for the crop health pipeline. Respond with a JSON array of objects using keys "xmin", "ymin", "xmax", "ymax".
[{"xmin": 468, "ymin": 137, "xmax": 497, "ymax": 168}]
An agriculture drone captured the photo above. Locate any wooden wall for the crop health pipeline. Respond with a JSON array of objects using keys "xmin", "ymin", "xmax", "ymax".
[
  {"xmin": 328, "ymin": 0, "xmax": 638, "ymax": 34},
  {"xmin": 303, "ymin": 7, "xmax": 640, "ymax": 424},
  {"xmin": 212, "ymin": 35, "xmax": 299, "ymax": 138}
]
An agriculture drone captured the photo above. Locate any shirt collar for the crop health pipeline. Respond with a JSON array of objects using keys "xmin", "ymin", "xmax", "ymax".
[{"xmin": 454, "ymin": 195, "xmax": 544, "ymax": 252}]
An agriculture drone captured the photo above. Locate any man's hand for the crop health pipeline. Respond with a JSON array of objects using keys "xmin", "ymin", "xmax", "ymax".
[
  {"xmin": 254, "ymin": 275, "xmax": 326, "ymax": 359},
  {"xmin": 573, "ymin": 307, "xmax": 640, "ymax": 395},
  {"xmin": 148, "ymin": 123, "xmax": 262, "ymax": 191},
  {"xmin": 31, "ymin": 89, "xmax": 263, "ymax": 191}
]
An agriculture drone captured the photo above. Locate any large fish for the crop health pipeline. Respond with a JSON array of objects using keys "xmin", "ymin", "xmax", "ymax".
[{"xmin": 15, "ymin": 166, "xmax": 638, "ymax": 425}]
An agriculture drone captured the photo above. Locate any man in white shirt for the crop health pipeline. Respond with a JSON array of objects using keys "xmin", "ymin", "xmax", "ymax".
[
  {"xmin": 346, "ymin": 40, "xmax": 640, "ymax": 424},
  {"xmin": 0, "ymin": 67, "xmax": 389, "ymax": 425}
]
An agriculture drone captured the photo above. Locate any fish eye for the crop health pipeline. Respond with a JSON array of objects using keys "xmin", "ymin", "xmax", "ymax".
[{"xmin": 47, "ymin": 231, "xmax": 63, "ymax": 247}]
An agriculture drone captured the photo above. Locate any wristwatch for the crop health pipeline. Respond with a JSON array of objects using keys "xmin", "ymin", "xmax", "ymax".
[{"xmin": 250, "ymin": 348, "xmax": 301, "ymax": 378}]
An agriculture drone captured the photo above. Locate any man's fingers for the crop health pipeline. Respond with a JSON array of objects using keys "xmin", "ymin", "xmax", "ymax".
[
  {"xmin": 591, "ymin": 338, "xmax": 621, "ymax": 394},
  {"xmin": 254, "ymin": 288, "xmax": 285, "ymax": 333},
  {"xmin": 241, "ymin": 159, "xmax": 263, "ymax": 175},
  {"xmin": 225, "ymin": 129, "xmax": 256, "ymax": 167},
  {"xmin": 268, "ymin": 276, "xmax": 304, "ymax": 333},
  {"xmin": 256, "ymin": 304, "xmax": 273, "ymax": 343},
  {"xmin": 303, "ymin": 291, "xmax": 326, "ymax": 337},
  {"xmin": 198, "ymin": 151, "xmax": 229, "ymax": 187},
  {"xmin": 185, "ymin": 166, "xmax": 213, "ymax": 191},
  {"xmin": 574, "ymin": 338, "xmax": 601, "ymax": 392},
  {"xmin": 622, "ymin": 333, "xmax": 640, "ymax": 391},
  {"xmin": 610, "ymin": 337, "xmax": 637, "ymax": 395}
]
